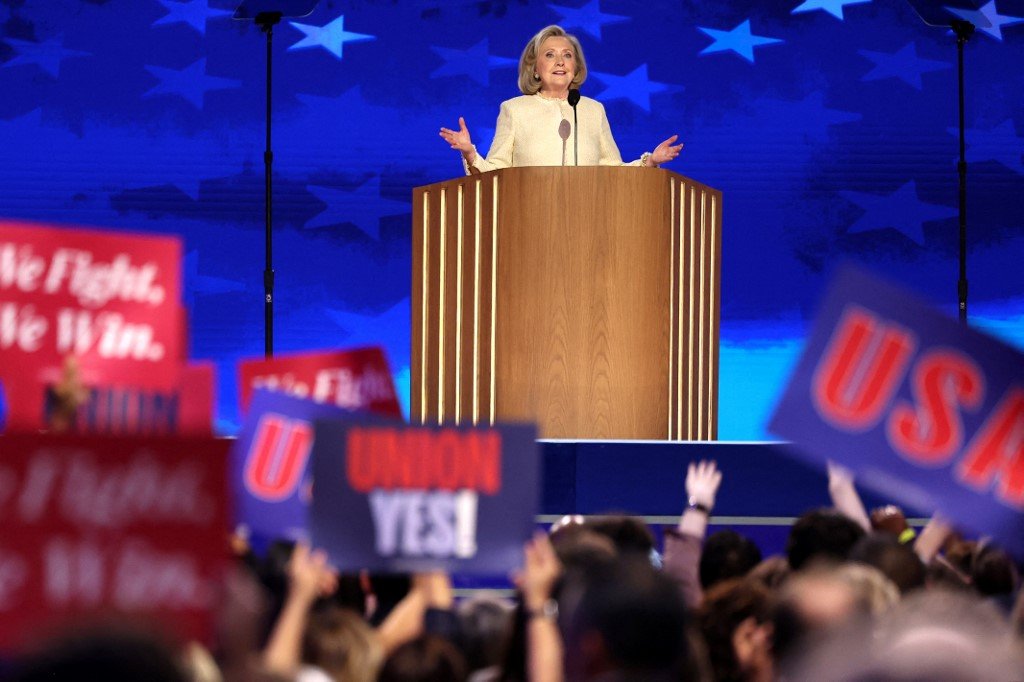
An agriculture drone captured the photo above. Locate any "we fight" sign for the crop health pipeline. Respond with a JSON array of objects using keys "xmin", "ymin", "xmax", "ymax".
[{"xmin": 0, "ymin": 220, "xmax": 183, "ymax": 430}]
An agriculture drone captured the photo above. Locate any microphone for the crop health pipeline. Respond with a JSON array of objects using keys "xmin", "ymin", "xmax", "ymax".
[
  {"xmin": 567, "ymin": 89, "xmax": 580, "ymax": 166},
  {"xmin": 558, "ymin": 119, "xmax": 571, "ymax": 166}
]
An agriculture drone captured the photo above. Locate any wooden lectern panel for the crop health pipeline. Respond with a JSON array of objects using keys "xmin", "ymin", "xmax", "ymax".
[{"xmin": 412, "ymin": 167, "xmax": 721, "ymax": 440}]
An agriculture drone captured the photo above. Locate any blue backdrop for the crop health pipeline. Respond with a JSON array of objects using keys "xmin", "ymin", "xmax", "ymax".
[{"xmin": 1, "ymin": 0, "xmax": 1022, "ymax": 437}]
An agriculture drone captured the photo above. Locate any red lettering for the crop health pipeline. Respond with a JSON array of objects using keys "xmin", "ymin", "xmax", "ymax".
[
  {"xmin": 244, "ymin": 415, "xmax": 312, "ymax": 501},
  {"xmin": 812, "ymin": 307, "xmax": 916, "ymax": 431},
  {"xmin": 346, "ymin": 428, "xmax": 377, "ymax": 493},
  {"xmin": 343, "ymin": 427, "xmax": 503, "ymax": 493},
  {"xmin": 957, "ymin": 387, "xmax": 1024, "ymax": 509},
  {"xmin": 888, "ymin": 350, "xmax": 984, "ymax": 465}
]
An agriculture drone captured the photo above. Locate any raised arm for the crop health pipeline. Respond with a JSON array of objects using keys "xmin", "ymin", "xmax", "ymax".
[
  {"xmin": 826, "ymin": 461, "xmax": 871, "ymax": 531},
  {"xmin": 663, "ymin": 460, "xmax": 722, "ymax": 608},
  {"xmin": 516, "ymin": 532, "xmax": 564, "ymax": 682},
  {"xmin": 262, "ymin": 542, "xmax": 338, "ymax": 677}
]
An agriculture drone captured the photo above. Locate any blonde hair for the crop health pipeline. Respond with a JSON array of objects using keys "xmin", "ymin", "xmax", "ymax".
[{"xmin": 517, "ymin": 25, "xmax": 588, "ymax": 95}]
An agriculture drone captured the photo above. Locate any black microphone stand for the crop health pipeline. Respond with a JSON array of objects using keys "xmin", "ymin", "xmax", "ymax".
[
  {"xmin": 905, "ymin": 0, "xmax": 990, "ymax": 325},
  {"xmin": 235, "ymin": 0, "xmax": 320, "ymax": 357},
  {"xmin": 568, "ymin": 89, "xmax": 580, "ymax": 166}
]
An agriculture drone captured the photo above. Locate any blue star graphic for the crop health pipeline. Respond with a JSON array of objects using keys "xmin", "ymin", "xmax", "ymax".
[
  {"xmin": 548, "ymin": 0, "xmax": 630, "ymax": 40},
  {"xmin": 3, "ymin": 36, "xmax": 90, "ymax": 78},
  {"xmin": 948, "ymin": 1, "xmax": 1024, "ymax": 40},
  {"xmin": 859, "ymin": 42, "xmax": 949, "ymax": 90},
  {"xmin": 153, "ymin": 0, "xmax": 231, "ymax": 36},
  {"xmin": 698, "ymin": 20, "xmax": 784, "ymax": 63},
  {"xmin": 841, "ymin": 181, "xmax": 957, "ymax": 245},
  {"xmin": 589, "ymin": 64, "xmax": 679, "ymax": 112},
  {"xmin": 144, "ymin": 58, "xmax": 242, "ymax": 109},
  {"xmin": 288, "ymin": 14, "xmax": 375, "ymax": 60},
  {"xmin": 325, "ymin": 298, "xmax": 410, "ymax": 350},
  {"xmin": 430, "ymin": 39, "xmax": 517, "ymax": 86},
  {"xmin": 791, "ymin": 0, "xmax": 871, "ymax": 20},
  {"xmin": 949, "ymin": 120, "xmax": 1024, "ymax": 174},
  {"xmin": 304, "ymin": 177, "xmax": 409, "ymax": 239},
  {"xmin": 184, "ymin": 250, "xmax": 246, "ymax": 307}
]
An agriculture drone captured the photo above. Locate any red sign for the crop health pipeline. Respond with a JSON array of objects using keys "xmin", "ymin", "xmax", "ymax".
[
  {"xmin": 238, "ymin": 347, "xmax": 402, "ymax": 418},
  {"xmin": 0, "ymin": 220, "xmax": 183, "ymax": 431},
  {"xmin": 0, "ymin": 433, "xmax": 230, "ymax": 652}
]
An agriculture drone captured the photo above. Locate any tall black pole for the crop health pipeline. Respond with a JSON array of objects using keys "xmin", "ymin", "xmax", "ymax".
[
  {"xmin": 953, "ymin": 19, "xmax": 972, "ymax": 325},
  {"xmin": 257, "ymin": 11, "xmax": 281, "ymax": 357}
]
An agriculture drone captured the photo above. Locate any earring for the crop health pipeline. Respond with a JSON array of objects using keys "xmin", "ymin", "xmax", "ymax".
[{"xmin": 533, "ymin": 73, "xmax": 540, "ymax": 80}]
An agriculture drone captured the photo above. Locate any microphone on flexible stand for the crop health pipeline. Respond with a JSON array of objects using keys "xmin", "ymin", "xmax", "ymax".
[{"xmin": 567, "ymin": 88, "xmax": 580, "ymax": 166}]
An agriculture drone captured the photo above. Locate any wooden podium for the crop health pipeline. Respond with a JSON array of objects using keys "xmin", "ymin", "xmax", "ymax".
[{"xmin": 411, "ymin": 167, "xmax": 721, "ymax": 440}]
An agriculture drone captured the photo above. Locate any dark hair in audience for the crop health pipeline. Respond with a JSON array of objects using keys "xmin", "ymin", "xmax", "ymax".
[
  {"xmin": 587, "ymin": 514, "xmax": 656, "ymax": 557},
  {"xmin": 457, "ymin": 595, "xmax": 513, "ymax": 673},
  {"xmin": 849, "ymin": 533, "xmax": 925, "ymax": 594},
  {"xmin": 10, "ymin": 629, "xmax": 186, "ymax": 682},
  {"xmin": 700, "ymin": 530, "xmax": 763, "ymax": 590},
  {"xmin": 379, "ymin": 634, "xmax": 468, "ymax": 682},
  {"xmin": 786, "ymin": 508, "xmax": 866, "ymax": 571},
  {"xmin": 970, "ymin": 544, "xmax": 1020, "ymax": 597},
  {"xmin": 568, "ymin": 557, "xmax": 692, "ymax": 677},
  {"xmin": 697, "ymin": 579, "xmax": 771, "ymax": 682}
]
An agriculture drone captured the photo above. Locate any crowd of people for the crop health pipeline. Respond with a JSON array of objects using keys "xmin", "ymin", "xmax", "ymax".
[{"xmin": 7, "ymin": 459, "xmax": 1023, "ymax": 681}]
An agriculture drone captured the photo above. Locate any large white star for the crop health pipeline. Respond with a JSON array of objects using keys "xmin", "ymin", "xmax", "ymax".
[
  {"xmin": 588, "ymin": 64, "xmax": 679, "ymax": 112},
  {"xmin": 287, "ymin": 14, "xmax": 375, "ymax": 59}
]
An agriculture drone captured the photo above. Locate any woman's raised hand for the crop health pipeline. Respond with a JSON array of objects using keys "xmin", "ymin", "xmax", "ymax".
[
  {"xmin": 439, "ymin": 116, "xmax": 474, "ymax": 154},
  {"xmin": 651, "ymin": 134, "xmax": 684, "ymax": 165}
]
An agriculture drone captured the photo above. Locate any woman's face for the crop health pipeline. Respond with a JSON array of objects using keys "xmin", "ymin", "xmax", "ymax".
[{"xmin": 535, "ymin": 36, "xmax": 576, "ymax": 96}]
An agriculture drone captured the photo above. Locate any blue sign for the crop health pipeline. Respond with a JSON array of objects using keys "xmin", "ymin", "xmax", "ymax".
[
  {"xmin": 311, "ymin": 419, "xmax": 538, "ymax": 574},
  {"xmin": 770, "ymin": 265, "xmax": 1024, "ymax": 555},
  {"xmin": 230, "ymin": 389, "xmax": 370, "ymax": 548}
]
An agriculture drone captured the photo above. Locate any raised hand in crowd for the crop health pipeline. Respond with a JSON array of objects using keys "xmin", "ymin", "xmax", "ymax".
[
  {"xmin": 663, "ymin": 459, "xmax": 722, "ymax": 609},
  {"xmin": 826, "ymin": 460, "xmax": 871, "ymax": 531},
  {"xmin": 514, "ymin": 532, "xmax": 564, "ymax": 682},
  {"xmin": 680, "ymin": 459, "xmax": 722, "ymax": 538},
  {"xmin": 262, "ymin": 542, "xmax": 338, "ymax": 677}
]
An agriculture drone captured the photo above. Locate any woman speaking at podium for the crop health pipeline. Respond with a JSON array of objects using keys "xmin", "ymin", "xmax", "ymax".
[{"xmin": 439, "ymin": 25, "xmax": 682, "ymax": 174}]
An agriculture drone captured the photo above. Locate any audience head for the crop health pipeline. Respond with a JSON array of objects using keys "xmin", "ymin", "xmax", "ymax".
[
  {"xmin": 748, "ymin": 555, "xmax": 792, "ymax": 592},
  {"xmin": 10, "ymin": 629, "xmax": 186, "ymax": 682},
  {"xmin": 849, "ymin": 533, "xmax": 926, "ymax": 594},
  {"xmin": 566, "ymin": 557, "xmax": 692, "ymax": 680},
  {"xmin": 587, "ymin": 514, "xmax": 656, "ymax": 559},
  {"xmin": 970, "ymin": 544, "xmax": 1020, "ymax": 598},
  {"xmin": 379, "ymin": 634, "xmax": 467, "ymax": 682},
  {"xmin": 768, "ymin": 566, "xmax": 863, "ymax": 666},
  {"xmin": 700, "ymin": 530, "xmax": 763, "ymax": 590},
  {"xmin": 785, "ymin": 589, "xmax": 1024, "ymax": 681},
  {"xmin": 303, "ymin": 605, "xmax": 383, "ymax": 682},
  {"xmin": 696, "ymin": 578, "xmax": 773, "ymax": 682},
  {"xmin": 833, "ymin": 563, "xmax": 900, "ymax": 616},
  {"xmin": 786, "ymin": 508, "xmax": 866, "ymax": 571},
  {"xmin": 456, "ymin": 595, "xmax": 514, "ymax": 674}
]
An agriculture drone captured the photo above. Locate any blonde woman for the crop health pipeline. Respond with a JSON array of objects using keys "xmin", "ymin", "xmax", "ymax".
[{"xmin": 440, "ymin": 25, "xmax": 682, "ymax": 174}]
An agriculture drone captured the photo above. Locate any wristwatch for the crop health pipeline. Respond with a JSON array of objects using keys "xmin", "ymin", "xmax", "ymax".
[
  {"xmin": 526, "ymin": 598, "xmax": 559, "ymax": 621},
  {"xmin": 686, "ymin": 497, "xmax": 712, "ymax": 515}
]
